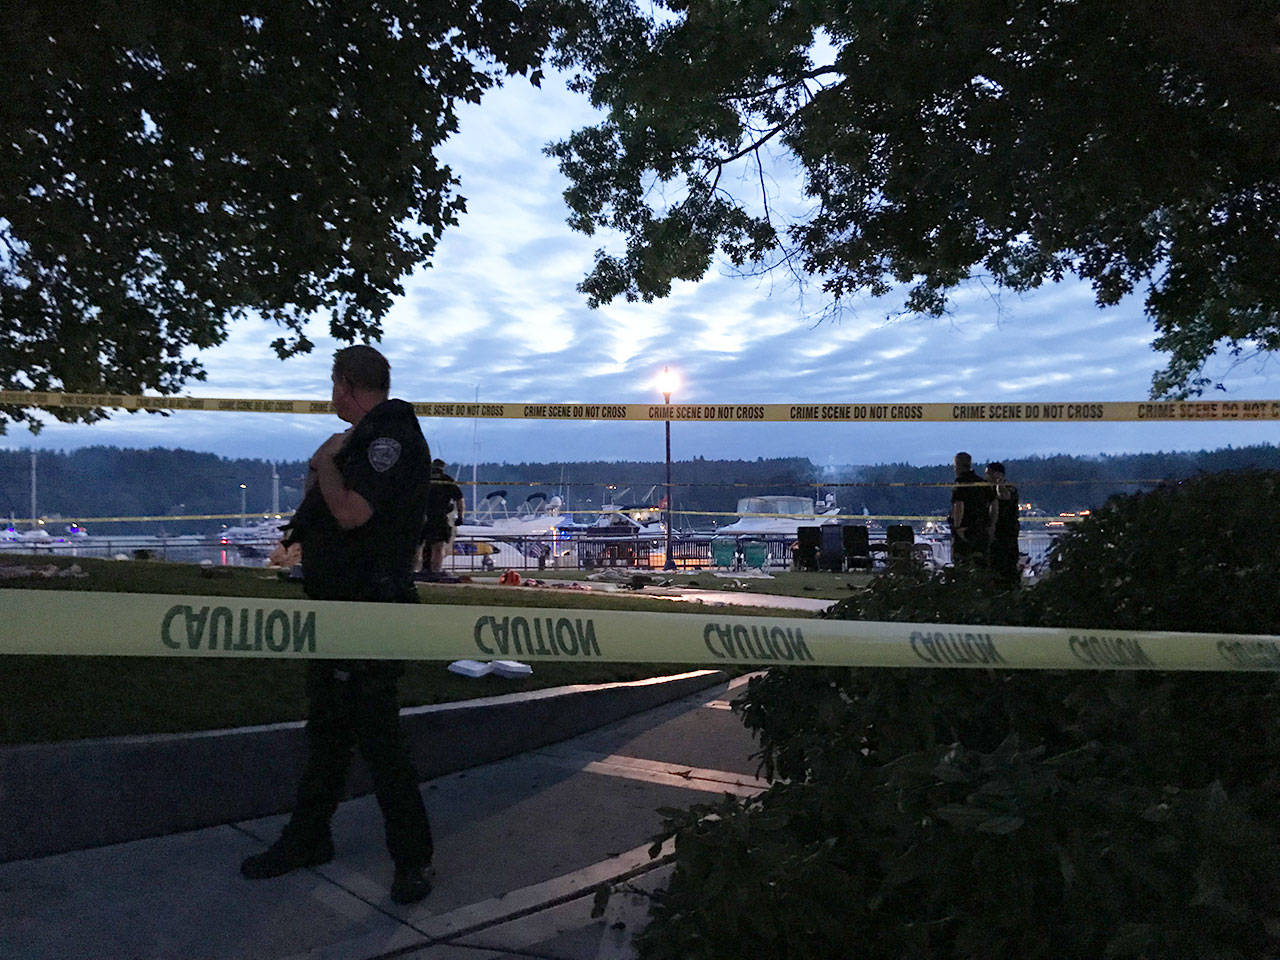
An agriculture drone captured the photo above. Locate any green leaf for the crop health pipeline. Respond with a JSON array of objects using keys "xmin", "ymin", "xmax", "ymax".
[
  {"xmin": 976, "ymin": 815, "xmax": 1025, "ymax": 835},
  {"xmin": 932, "ymin": 804, "xmax": 993, "ymax": 830}
]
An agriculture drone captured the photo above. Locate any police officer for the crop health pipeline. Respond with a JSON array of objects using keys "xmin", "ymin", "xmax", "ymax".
[
  {"xmin": 950, "ymin": 451, "xmax": 993, "ymax": 565},
  {"xmin": 985, "ymin": 461, "xmax": 1021, "ymax": 586},
  {"xmin": 240, "ymin": 345, "xmax": 434, "ymax": 904},
  {"xmin": 421, "ymin": 459, "xmax": 464, "ymax": 577}
]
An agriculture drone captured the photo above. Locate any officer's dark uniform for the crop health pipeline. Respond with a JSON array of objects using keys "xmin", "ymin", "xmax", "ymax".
[
  {"xmin": 421, "ymin": 468, "xmax": 463, "ymax": 555},
  {"xmin": 989, "ymin": 483, "xmax": 1021, "ymax": 585},
  {"xmin": 951, "ymin": 468, "xmax": 993, "ymax": 565},
  {"xmin": 279, "ymin": 398, "xmax": 434, "ymax": 870}
]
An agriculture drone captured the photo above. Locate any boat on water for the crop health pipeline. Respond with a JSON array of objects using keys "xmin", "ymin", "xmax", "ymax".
[
  {"xmin": 0, "ymin": 522, "xmax": 91, "ymax": 549},
  {"xmin": 442, "ymin": 491, "xmax": 578, "ymax": 572},
  {"xmin": 713, "ymin": 493, "xmax": 842, "ymax": 537},
  {"xmin": 557, "ymin": 499, "xmax": 669, "ymax": 568},
  {"xmin": 219, "ymin": 518, "xmax": 289, "ymax": 558},
  {"xmin": 561, "ymin": 501, "xmax": 665, "ymax": 538},
  {"xmin": 455, "ymin": 491, "xmax": 576, "ymax": 539}
]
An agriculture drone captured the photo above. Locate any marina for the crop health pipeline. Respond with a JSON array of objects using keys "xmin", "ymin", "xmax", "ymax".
[{"xmin": 0, "ymin": 514, "xmax": 1062, "ymax": 579}]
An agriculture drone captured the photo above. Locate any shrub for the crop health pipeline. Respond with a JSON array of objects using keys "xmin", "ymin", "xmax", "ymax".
[{"xmin": 635, "ymin": 472, "xmax": 1280, "ymax": 959}]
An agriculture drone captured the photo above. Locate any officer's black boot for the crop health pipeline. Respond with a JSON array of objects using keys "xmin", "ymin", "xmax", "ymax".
[
  {"xmin": 240, "ymin": 834, "xmax": 334, "ymax": 880},
  {"xmin": 390, "ymin": 863, "xmax": 434, "ymax": 904}
]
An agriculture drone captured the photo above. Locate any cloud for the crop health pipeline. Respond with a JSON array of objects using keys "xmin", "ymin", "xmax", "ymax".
[{"xmin": 7, "ymin": 72, "xmax": 1280, "ymax": 470}]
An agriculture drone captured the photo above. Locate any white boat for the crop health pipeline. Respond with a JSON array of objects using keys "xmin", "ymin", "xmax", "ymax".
[
  {"xmin": 439, "ymin": 537, "xmax": 531, "ymax": 573},
  {"xmin": 714, "ymin": 493, "xmax": 842, "ymax": 537},
  {"xmin": 438, "ymin": 491, "xmax": 579, "ymax": 572},
  {"xmin": 455, "ymin": 491, "xmax": 576, "ymax": 539},
  {"xmin": 219, "ymin": 518, "xmax": 288, "ymax": 543},
  {"xmin": 569, "ymin": 501, "xmax": 665, "ymax": 536},
  {"xmin": 219, "ymin": 518, "xmax": 288, "ymax": 558},
  {"xmin": 553, "ymin": 499, "xmax": 669, "ymax": 570}
]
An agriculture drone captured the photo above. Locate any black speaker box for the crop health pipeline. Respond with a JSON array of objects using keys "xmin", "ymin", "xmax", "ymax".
[{"xmin": 842, "ymin": 524, "xmax": 871, "ymax": 569}]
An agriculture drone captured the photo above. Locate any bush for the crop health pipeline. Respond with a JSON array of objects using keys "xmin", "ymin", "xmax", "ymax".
[
  {"xmin": 635, "ymin": 472, "xmax": 1280, "ymax": 959},
  {"xmin": 1030, "ymin": 469, "xmax": 1280, "ymax": 634}
]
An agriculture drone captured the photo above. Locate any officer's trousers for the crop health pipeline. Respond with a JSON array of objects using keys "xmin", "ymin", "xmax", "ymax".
[
  {"xmin": 990, "ymin": 536, "xmax": 1020, "ymax": 586},
  {"xmin": 283, "ymin": 660, "xmax": 433, "ymax": 868},
  {"xmin": 951, "ymin": 534, "xmax": 986, "ymax": 566}
]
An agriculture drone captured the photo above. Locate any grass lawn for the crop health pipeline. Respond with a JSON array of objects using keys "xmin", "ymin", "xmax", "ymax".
[{"xmin": 0, "ymin": 555, "xmax": 822, "ymax": 745}]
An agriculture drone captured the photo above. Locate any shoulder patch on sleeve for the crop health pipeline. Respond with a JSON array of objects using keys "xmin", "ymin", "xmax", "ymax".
[{"xmin": 367, "ymin": 437, "xmax": 402, "ymax": 473}]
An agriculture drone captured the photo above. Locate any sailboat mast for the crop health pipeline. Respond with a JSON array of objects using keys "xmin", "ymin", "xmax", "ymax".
[{"xmin": 472, "ymin": 385, "xmax": 479, "ymax": 515}]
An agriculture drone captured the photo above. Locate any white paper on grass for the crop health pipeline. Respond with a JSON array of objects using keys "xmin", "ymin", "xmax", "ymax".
[
  {"xmin": 447, "ymin": 659, "xmax": 494, "ymax": 678},
  {"xmin": 492, "ymin": 660, "xmax": 533, "ymax": 678}
]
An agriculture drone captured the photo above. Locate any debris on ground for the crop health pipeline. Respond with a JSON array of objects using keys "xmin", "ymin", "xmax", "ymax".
[{"xmin": 0, "ymin": 563, "xmax": 87, "ymax": 580}]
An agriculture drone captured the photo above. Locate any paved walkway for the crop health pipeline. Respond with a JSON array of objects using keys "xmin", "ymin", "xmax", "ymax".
[
  {"xmin": 0, "ymin": 676, "xmax": 764, "ymax": 959},
  {"xmin": 439, "ymin": 575, "xmax": 837, "ymax": 613}
]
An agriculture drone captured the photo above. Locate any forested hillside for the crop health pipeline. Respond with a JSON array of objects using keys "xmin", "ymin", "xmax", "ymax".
[{"xmin": 2, "ymin": 445, "xmax": 1278, "ymax": 534}]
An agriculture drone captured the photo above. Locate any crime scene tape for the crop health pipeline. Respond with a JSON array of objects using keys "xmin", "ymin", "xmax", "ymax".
[
  {"xmin": 5, "ymin": 391, "xmax": 1280, "ymax": 422},
  {"xmin": 13, "ymin": 510, "xmax": 1074, "ymax": 527},
  {"xmin": 3, "ymin": 589, "xmax": 1279, "ymax": 672}
]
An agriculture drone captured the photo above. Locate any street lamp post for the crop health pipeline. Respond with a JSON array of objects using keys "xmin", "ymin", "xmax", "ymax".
[
  {"xmin": 239, "ymin": 483, "xmax": 247, "ymax": 520},
  {"xmin": 657, "ymin": 367, "xmax": 679, "ymax": 571}
]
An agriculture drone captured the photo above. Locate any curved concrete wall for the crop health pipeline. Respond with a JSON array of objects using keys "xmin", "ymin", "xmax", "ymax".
[{"xmin": 1, "ymin": 670, "xmax": 727, "ymax": 863}]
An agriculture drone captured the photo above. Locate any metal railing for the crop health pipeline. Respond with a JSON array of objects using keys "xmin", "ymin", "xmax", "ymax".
[{"xmin": 0, "ymin": 529, "xmax": 1062, "ymax": 575}]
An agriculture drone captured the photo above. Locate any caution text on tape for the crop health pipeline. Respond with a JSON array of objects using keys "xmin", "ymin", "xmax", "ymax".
[{"xmin": 3, "ymin": 589, "xmax": 1279, "ymax": 672}]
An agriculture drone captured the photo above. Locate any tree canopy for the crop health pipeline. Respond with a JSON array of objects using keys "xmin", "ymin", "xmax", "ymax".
[
  {"xmin": 549, "ymin": 0, "xmax": 1280, "ymax": 397},
  {"xmin": 0, "ymin": 1, "xmax": 549, "ymax": 431}
]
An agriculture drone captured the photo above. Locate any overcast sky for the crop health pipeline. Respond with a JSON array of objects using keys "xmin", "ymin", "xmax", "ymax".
[{"xmin": 5, "ymin": 70, "xmax": 1279, "ymax": 472}]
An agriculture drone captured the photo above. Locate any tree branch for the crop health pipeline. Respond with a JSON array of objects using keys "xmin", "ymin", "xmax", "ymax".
[{"xmin": 727, "ymin": 66, "xmax": 844, "ymax": 103}]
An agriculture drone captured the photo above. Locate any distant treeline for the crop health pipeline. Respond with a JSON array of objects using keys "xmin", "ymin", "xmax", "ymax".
[
  {"xmin": 2, "ymin": 444, "xmax": 1278, "ymax": 533},
  {"xmin": 0, "ymin": 447, "xmax": 311, "ymax": 535}
]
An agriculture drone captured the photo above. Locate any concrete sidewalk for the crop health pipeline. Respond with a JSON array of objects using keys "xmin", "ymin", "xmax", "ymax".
[
  {"xmin": 0, "ymin": 675, "xmax": 765, "ymax": 959},
  {"xmin": 2, "ymin": 670, "xmax": 730, "ymax": 861}
]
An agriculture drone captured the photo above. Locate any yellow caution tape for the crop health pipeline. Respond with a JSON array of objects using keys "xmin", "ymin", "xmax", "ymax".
[
  {"xmin": 2, "ymin": 589, "xmax": 1278, "ymax": 672},
  {"xmin": 679, "ymin": 510, "xmax": 1077, "ymax": 524},
  {"xmin": 5, "ymin": 391, "xmax": 1280, "ymax": 422},
  {"xmin": 15, "ymin": 513, "xmax": 290, "ymax": 526}
]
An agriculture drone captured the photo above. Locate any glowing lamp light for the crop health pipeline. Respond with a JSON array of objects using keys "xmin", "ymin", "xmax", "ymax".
[{"xmin": 655, "ymin": 366, "xmax": 680, "ymax": 401}]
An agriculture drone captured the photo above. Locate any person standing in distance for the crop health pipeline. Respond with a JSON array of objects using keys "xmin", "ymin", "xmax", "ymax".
[
  {"xmin": 950, "ymin": 451, "xmax": 993, "ymax": 565},
  {"xmin": 985, "ymin": 461, "xmax": 1021, "ymax": 586},
  {"xmin": 421, "ymin": 459, "xmax": 464, "ymax": 577},
  {"xmin": 240, "ymin": 344, "xmax": 435, "ymax": 905}
]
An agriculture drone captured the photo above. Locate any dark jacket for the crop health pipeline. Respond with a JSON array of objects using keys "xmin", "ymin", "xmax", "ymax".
[
  {"xmin": 422, "ymin": 470, "xmax": 463, "ymax": 543},
  {"xmin": 951, "ymin": 469, "xmax": 994, "ymax": 541},
  {"xmin": 285, "ymin": 399, "xmax": 431, "ymax": 601}
]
